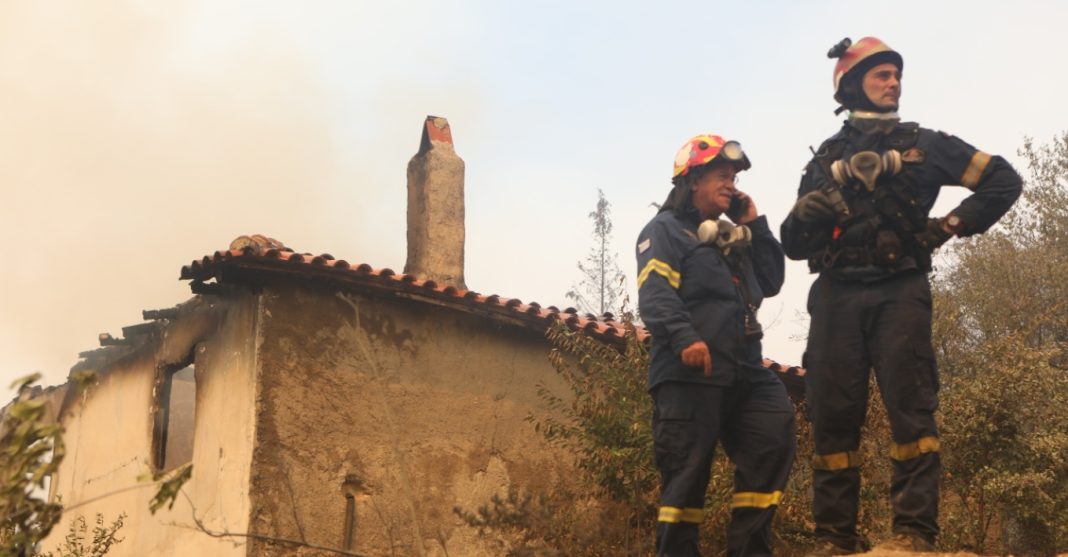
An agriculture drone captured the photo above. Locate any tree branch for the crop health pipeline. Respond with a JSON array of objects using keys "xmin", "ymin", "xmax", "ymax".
[{"xmin": 175, "ymin": 489, "xmax": 373, "ymax": 557}]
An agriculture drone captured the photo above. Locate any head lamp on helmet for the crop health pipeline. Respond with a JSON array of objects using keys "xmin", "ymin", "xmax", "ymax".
[
  {"xmin": 828, "ymin": 36, "xmax": 903, "ymax": 112},
  {"xmin": 672, "ymin": 134, "xmax": 751, "ymax": 179}
]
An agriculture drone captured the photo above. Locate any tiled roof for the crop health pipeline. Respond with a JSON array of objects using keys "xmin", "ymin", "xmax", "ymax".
[
  {"xmin": 179, "ymin": 240, "xmax": 805, "ymax": 396},
  {"xmin": 180, "ymin": 245, "xmax": 639, "ymax": 346}
]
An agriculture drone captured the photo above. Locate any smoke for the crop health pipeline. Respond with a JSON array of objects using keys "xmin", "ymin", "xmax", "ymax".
[{"xmin": 0, "ymin": 1, "xmax": 340, "ymax": 392}]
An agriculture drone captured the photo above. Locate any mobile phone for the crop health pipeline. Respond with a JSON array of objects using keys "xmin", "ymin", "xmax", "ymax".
[{"xmin": 727, "ymin": 194, "xmax": 749, "ymax": 221}]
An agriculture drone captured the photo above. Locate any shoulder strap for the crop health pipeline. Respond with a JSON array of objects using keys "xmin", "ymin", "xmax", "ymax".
[
  {"xmin": 886, "ymin": 122, "xmax": 920, "ymax": 150},
  {"xmin": 812, "ymin": 135, "xmax": 848, "ymax": 181}
]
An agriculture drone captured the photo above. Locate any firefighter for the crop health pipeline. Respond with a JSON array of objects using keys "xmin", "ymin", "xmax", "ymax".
[
  {"xmin": 638, "ymin": 134, "xmax": 795, "ymax": 557},
  {"xmin": 780, "ymin": 37, "xmax": 1022, "ymax": 554}
]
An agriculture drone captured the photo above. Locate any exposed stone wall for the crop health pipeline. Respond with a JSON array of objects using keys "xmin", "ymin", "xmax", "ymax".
[{"xmin": 247, "ymin": 283, "xmax": 578, "ymax": 556}]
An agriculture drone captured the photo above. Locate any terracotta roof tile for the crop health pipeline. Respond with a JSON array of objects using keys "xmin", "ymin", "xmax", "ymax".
[
  {"xmin": 180, "ymin": 242, "xmax": 803, "ymax": 395},
  {"xmin": 180, "ymin": 246, "xmax": 641, "ymax": 347}
]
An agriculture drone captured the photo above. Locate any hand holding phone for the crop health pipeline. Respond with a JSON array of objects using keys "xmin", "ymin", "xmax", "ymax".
[{"xmin": 727, "ymin": 191, "xmax": 757, "ymax": 224}]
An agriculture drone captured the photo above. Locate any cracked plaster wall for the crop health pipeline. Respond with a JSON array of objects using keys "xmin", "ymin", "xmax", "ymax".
[
  {"xmin": 38, "ymin": 294, "xmax": 260, "ymax": 557},
  {"xmin": 246, "ymin": 283, "xmax": 579, "ymax": 557}
]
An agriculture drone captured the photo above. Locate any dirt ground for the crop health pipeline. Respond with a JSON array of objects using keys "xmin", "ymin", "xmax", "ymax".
[{"xmin": 775, "ymin": 546, "xmax": 1057, "ymax": 557}]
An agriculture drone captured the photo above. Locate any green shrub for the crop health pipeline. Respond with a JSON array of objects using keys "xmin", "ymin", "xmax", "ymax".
[
  {"xmin": 42, "ymin": 513, "xmax": 125, "ymax": 557},
  {"xmin": 0, "ymin": 374, "xmax": 65, "ymax": 557}
]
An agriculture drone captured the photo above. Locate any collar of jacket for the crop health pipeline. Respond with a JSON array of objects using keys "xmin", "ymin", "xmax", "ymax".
[
  {"xmin": 847, "ymin": 110, "xmax": 901, "ymax": 135},
  {"xmin": 674, "ymin": 204, "xmax": 704, "ymax": 227}
]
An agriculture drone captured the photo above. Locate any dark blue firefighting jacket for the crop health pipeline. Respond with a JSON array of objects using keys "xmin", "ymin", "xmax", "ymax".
[
  {"xmin": 637, "ymin": 210, "xmax": 785, "ymax": 390},
  {"xmin": 780, "ymin": 121, "xmax": 1022, "ymax": 281}
]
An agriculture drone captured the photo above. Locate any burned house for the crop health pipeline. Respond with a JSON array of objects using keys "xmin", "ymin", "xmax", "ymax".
[{"xmin": 8, "ymin": 117, "xmax": 803, "ymax": 556}]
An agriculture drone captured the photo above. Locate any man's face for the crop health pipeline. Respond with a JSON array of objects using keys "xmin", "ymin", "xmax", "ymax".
[
  {"xmin": 691, "ymin": 163, "xmax": 737, "ymax": 218},
  {"xmin": 862, "ymin": 62, "xmax": 902, "ymax": 110}
]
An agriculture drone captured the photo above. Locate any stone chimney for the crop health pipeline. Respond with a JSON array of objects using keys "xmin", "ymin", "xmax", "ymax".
[{"xmin": 404, "ymin": 116, "xmax": 466, "ymax": 289}]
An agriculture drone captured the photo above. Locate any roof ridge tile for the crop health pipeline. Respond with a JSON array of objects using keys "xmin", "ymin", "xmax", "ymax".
[{"xmin": 176, "ymin": 243, "xmax": 801, "ymax": 383}]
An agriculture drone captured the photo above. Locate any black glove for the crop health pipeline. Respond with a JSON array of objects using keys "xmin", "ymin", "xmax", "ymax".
[
  {"xmin": 914, "ymin": 218, "xmax": 954, "ymax": 251},
  {"xmin": 791, "ymin": 190, "xmax": 836, "ymax": 223}
]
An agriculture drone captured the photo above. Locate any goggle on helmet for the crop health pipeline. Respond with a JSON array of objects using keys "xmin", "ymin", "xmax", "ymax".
[{"xmin": 672, "ymin": 134, "xmax": 751, "ymax": 179}]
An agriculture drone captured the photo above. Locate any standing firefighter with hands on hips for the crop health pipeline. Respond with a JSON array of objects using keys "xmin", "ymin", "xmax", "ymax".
[
  {"xmin": 781, "ymin": 37, "xmax": 1022, "ymax": 554},
  {"xmin": 637, "ymin": 134, "xmax": 795, "ymax": 557}
]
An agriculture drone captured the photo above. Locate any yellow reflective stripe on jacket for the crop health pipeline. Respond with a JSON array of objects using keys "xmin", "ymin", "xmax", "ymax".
[
  {"xmin": 813, "ymin": 450, "xmax": 861, "ymax": 471},
  {"xmin": 731, "ymin": 491, "xmax": 783, "ymax": 509},
  {"xmin": 638, "ymin": 258, "xmax": 681, "ymax": 289},
  {"xmin": 890, "ymin": 436, "xmax": 940, "ymax": 461},
  {"xmin": 960, "ymin": 151, "xmax": 992, "ymax": 190},
  {"xmin": 658, "ymin": 506, "xmax": 704, "ymax": 523}
]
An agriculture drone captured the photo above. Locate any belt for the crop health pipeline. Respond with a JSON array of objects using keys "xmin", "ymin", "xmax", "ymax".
[{"xmin": 809, "ymin": 245, "xmax": 875, "ymax": 271}]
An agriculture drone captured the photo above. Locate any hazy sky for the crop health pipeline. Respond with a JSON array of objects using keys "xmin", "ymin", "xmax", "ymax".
[{"xmin": 2, "ymin": 0, "xmax": 1065, "ymax": 397}]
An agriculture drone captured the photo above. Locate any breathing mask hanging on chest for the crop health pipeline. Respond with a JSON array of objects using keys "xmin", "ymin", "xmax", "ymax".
[
  {"xmin": 698, "ymin": 219, "xmax": 752, "ymax": 255},
  {"xmin": 830, "ymin": 149, "xmax": 903, "ymax": 192},
  {"xmin": 698, "ymin": 219, "xmax": 763, "ymax": 339}
]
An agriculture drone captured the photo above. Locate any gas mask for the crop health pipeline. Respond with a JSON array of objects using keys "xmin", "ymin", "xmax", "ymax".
[
  {"xmin": 697, "ymin": 218, "xmax": 762, "ymax": 339},
  {"xmin": 697, "ymin": 219, "xmax": 752, "ymax": 255},
  {"xmin": 830, "ymin": 149, "xmax": 903, "ymax": 192}
]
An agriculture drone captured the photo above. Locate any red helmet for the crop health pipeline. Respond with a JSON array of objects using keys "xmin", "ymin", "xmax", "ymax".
[
  {"xmin": 829, "ymin": 37, "xmax": 903, "ymax": 106},
  {"xmin": 672, "ymin": 134, "xmax": 751, "ymax": 178}
]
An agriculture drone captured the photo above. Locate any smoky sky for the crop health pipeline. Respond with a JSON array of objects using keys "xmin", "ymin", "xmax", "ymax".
[
  {"xmin": 3, "ymin": 1, "xmax": 1065, "ymax": 399},
  {"xmin": 0, "ymin": 3, "xmax": 342, "ymax": 392}
]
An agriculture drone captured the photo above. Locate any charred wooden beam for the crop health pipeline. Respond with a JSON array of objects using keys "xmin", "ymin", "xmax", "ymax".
[
  {"xmin": 190, "ymin": 281, "xmax": 233, "ymax": 296},
  {"xmin": 121, "ymin": 321, "xmax": 162, "ymax": 338},
  {"xmin": 143, "ymin": 307, "xmax": 180, "ymax": 321},
  {"xmin": 98, "ymin": 333, "xmax": 130, "ymax": 347}
]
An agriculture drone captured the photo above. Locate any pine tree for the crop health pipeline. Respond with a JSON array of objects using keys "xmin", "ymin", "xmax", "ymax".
[{"xmin": 566, "ymin": 189, "xmax": 626, "ymax": 315}]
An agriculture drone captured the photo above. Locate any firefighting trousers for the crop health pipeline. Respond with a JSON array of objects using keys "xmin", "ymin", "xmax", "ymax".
[
  {"xmin": 651, "ymin": 378, "xmax": 796, "ymax": 557},
  {"xmin": 804, "ymin": 270, "xmax": 941, "ymax": 547}
]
